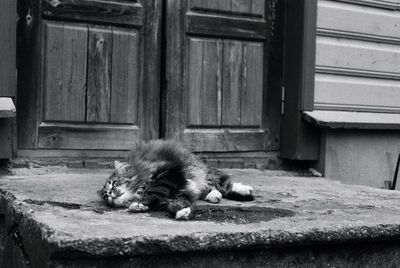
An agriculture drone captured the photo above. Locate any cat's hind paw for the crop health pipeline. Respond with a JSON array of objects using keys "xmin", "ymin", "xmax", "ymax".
[
  {"xmin": 128, "ymin": 202, "xmax": 149, "ymax": 212},
  {"xmin": 205, "ymin": 190, "xmax": 222, "ymax": 203},
  {"xmin": 175, "ymin": 207, "xmax": 191, "ymax": 220},
  {"xmin": 232, "ymin": 182, "xmax": 253, "ymax": 196}
]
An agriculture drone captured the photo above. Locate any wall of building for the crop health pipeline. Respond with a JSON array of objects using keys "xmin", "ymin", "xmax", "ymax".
[
  {"xmin": 314, "ymin": 0, "xmax": 400, "ymax": 113},
  {"xmin": 313, "ymin": 0, "xmax": 400, "ymax": 188},
  {"xmin": 317, "ymin": 129, "xmax": 400, "ymax": 189}
]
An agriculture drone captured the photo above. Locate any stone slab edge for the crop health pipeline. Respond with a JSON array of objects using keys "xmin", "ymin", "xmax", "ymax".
[{"xmin": 2, "ymin": 189, "xmax": 400, "ymax": 264}]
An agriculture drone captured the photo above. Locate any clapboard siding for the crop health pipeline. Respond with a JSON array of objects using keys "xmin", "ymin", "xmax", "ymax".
[
  {"xmin": 315, "ymin": 74, "xmax": 400, "ymax": 113},
  {"xmin": 316, "ymin": 36, "xmax": 400, "ymax": 76},
  {"xmin": 318, "ymin": 0, "xmax": 400, "ymax": 43},
  {"xmin": 315, "ymin": 0, "xmax": 400, "ymax": 114}
]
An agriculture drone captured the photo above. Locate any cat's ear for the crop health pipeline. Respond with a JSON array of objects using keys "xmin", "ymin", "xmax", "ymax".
[{"xmin": 114, "ymin": 160, "xmax": 130, "ymax": 176}]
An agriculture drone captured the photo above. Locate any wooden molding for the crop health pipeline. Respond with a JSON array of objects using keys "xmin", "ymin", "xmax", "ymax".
[{"xmin": 42, "ymin": 0, "xmax": 145, "ymax": 27}]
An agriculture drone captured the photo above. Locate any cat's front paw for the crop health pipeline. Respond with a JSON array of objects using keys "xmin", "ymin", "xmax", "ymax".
[
  {"xmin": 205, "ymin": 190, "xmax": 222, "ymax": 203},
  {"xmin": 175, "ymin": 207, "xmax": 191, "ymax": 220},
  {"xmin": 128, "ymin": 202, "xmax": 149, "ymax": 212}
]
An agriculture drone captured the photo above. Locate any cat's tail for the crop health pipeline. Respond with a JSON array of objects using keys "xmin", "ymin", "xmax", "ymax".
[{"xmin": 210, "ymin": 168, "xmax": 254, "ymax": 201}]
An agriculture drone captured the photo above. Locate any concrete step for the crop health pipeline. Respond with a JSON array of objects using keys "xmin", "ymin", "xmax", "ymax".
[{"xmin": 1, "ymin": 168, "xmax": 400, "ymax": 267}]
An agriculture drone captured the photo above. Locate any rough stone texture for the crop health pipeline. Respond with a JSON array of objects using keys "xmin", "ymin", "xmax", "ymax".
[{"xmin": 0, "ymin": 168, "xmax": 400, "ymax": 266}]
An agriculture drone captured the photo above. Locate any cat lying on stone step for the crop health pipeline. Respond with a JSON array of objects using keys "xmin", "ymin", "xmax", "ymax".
[{"xmin": 99, "ymin": 140, "xmax": 254, "ymax": 220}]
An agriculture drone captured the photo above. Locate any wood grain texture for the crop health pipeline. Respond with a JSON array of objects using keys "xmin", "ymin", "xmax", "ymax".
[
  {"xmin": 241, "ymin": 42, "xmax": 263, "ymax": 126},
  {"xmin": 222, "ymin": 40, "xmax": 242, "ymax": 126},
  {"xmin": 166, "ymin": 0, "xmax": 275, "ymax": 152},
  {"xmin": 231, "ymin": 0, "xmax": 251, "ymax": 13},
  {"xmin": 165, "ymin": 0, "xmax": 187, "ymax": 139},
  {"xmin": 317, "ymin": 0, "xmax": 400, "ymax": 43},
  {"xmin": 17, "ymin": 149, "xmax": 129, "ymax": 158},
  {"xmin": 141, "ymin": 0, "xmax": 162, "ymax": 140},
  {"xmin": 202, "ymin": 39, "xmax": 222, "ymax": 126},
  {"xmin": 0, "ymin": 0, "xmax": 17, "ymax": 97},
  {"xmin": 111, "ymin": 28, "xmax": 139, "ymax": 124},
  {"xmin": 62, "ymin": 25, "xmax": 87, "ymax": 121},
  {"xmin": 43, "ymin": 22, "xmax": 64, "ymax": 121},
  {"xmin": 183, "ymin": 129, "xmax": 266, "ymax": 152},
  {"xmin": 42, "ymin": 0, "xmax": 144, "ymax": 27},
  {"xmin": 188, "ymin": 38, "xmax": 204, "ymax": 126},
  {"xmin": 38, "ymin": 123, "xmax": 140, "ymax": 150},
  {"xmin": 252, "ymin": 0, "xmax": 266, "ymax": 16},
  {"xmin": 87, "ymin": 26, "xmax": 112, "ymax": 123},
  {"xmin": 188, "ymin": 38, "xmax": 223, "ymax": 126},
  {"xmin": 43, "ymin": 22, "xmax": 87, "ymax": 122},
  {"xmin": 186, "ymin": 13, "xmax": 268, "ymax": 40},
  {"xmin": 190, "ymin": 0, "xmax": 265, "ymax": 17}
]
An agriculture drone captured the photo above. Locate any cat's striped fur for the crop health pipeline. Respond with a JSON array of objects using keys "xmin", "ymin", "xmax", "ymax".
[{"xmin": 100, "ymin": 140, "xmax": 254, "ymax": 220}]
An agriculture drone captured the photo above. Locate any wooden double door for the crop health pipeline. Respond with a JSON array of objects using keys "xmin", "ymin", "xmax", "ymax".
[{"xmin": 18, "ymin": 0, "xmax": 277, "ymax": 154}]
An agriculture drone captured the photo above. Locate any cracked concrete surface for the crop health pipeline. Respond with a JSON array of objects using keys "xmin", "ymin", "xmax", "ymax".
[{"xmin": 1, "ymin": 168, "xmax": 400, "ymax": 267}]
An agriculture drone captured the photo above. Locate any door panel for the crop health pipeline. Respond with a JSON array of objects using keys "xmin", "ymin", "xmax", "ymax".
[
  {"xmin": 166, "ymin": 0, "xmax": 272, "ymax": 152},
  {"xmin": 18, "ymin": 0, "xmax": 161, "ymax": 150},
  {"xmin": 43, "ymin": 22, "xmax": 88, "ymax": 122}
]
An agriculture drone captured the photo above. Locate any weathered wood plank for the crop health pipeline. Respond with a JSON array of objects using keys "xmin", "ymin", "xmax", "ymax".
[
  {"xmin": 0, "ymin": 0, "xmax": 17, "ymax": 97},
  {"xmin": 183, "ymin": 129, "xmax": 266, "ymax": 152},
  {"xmin": 111, "ymin": 28, "xmax": 139, "ymax": 124},
  {"xmin": 42, "ymin": 0, "xmax": 144, "ymax": 27},
  {"xmin": 252, "ymin": 0, "xmax": 265, "ymax": 17},
  {"xmin": 218, "ymin": 0, "xmax": 233, "ymax": 11},
  {"xmin": 43, "ymin": 22, "xmax": 64, "ymax": 121},
  {"xmin": 165, "ymin": 0, "xmax": 187, "ymax": 139},
  {"xmin": 186, "ymin": 13, "xmax": 268, "ymax": 40},
  {"xmin": 231, "ymin": 0, "xmax": 251, "ymax": 13},
  {"xmin": 202, "ymin": 39, "xmax": 222, "ymax": 126},
  {"xmin": 188, "ymin": 38, "xmax": 204, "ymax": 126},
  {"xmin": 190, "ymin": 0, "xmax": 264, "ymax": 16},
  {"xmin": 140, "ymin": 0, "xmax": 162, "ymax": 140},
  {"xmin": 61, "ymin": 24, "xmax": 87, "ymax": 122},
  {"xmin": 87, "ymin": 26, "xmax": 112, "ymax": 123},
  {"xmin": 222, "ymin": 40, "xmax": 242, "ymax": 126},
  {"xmin": 241, "ymin": 42, "xmax": 263, "ymax": 126},
  {"xmin": 17, "ymin": 149, "xmax": 129, "ymax": 158},
  {"xmin": 38, "ymin": 123, "xmax": 140, "ymax": 150}
]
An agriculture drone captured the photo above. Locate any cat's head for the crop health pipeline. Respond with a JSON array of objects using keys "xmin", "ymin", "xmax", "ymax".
[{"xmin": 100, "ymin": 160, "xmax": 142, "ymax": 208}]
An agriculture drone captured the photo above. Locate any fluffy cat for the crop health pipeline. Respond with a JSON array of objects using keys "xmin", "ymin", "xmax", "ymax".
[{"xmin": 100, "ymin": 140, "xmax": 254, "ymax": 220}]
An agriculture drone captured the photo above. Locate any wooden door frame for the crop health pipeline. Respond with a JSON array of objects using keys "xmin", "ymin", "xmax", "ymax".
[
  {"xmin": 16, "ymin": 0, "xmax": 162, "ymax": 157},
  {"xmin": 280, "ymin": 0, "xmax": 320, "ymax": 160}
]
